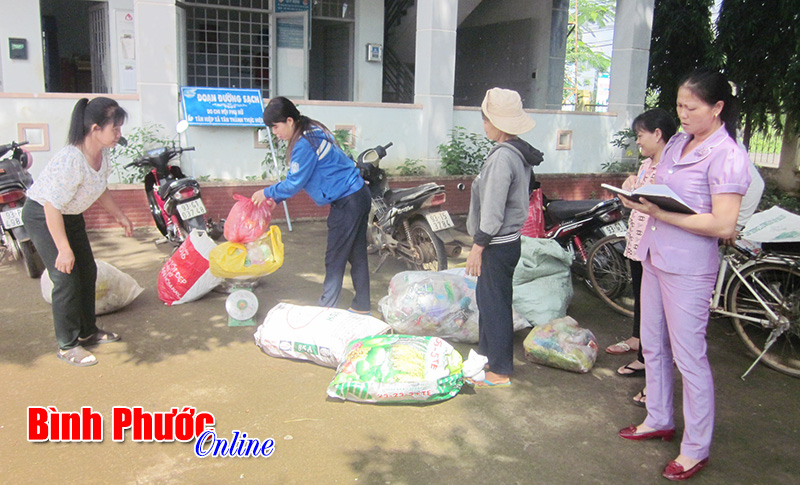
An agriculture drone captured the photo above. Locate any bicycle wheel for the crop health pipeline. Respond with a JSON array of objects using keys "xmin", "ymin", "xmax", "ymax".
[
  {"xmin": 727, "ymin": 262, "xmax": 800, "ymax": 378},
  {"xmin": 587, "ymin": 235, "xmax": 634, "ymax": 317}
]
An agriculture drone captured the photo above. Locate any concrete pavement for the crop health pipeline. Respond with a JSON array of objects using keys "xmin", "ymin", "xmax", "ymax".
[{"xmin": 0, "ymin": 220, "xmax": 797, "ymax": 484}]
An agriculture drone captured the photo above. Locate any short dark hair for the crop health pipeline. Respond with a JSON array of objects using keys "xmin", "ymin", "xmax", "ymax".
[
  {"xmin": 631, "ymin": 108, "xmax": 678, "ymax": 143},
  {"xmin": 68, "ymin": 97, "xmax": 127, "ymax": 145}
]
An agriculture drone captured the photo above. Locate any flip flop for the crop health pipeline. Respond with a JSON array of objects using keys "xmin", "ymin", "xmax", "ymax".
[
  {"xmin": 466, "ymin": 377, "xmax": 511, "ymax": 388},
  {"xmin": 605, "ymin": 340, "xmax": 637, "ymax": 355},
  {"xmin": 79, "ymin": 329, "xmax": 120, "ymax": 346},
  {"xmin": 57, "ymin": 347, "xmax": 97, "ymax": 367},
  {"xmin": 617, "ymin": 362, "xmax": 646, "ymax": 377},
  {"xmin": 633, "ymin": 388, "xmax": 646, "ymax": 407}
]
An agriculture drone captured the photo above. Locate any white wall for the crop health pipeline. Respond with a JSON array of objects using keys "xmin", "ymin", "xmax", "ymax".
[
  {"xmin": 453, "ymin": 108, "xmax": 619, "ymax": 174},
  {"xmin": 0, "ymin": 0, "xmax": 46, "ymax": 93},
  {"xmin": 0, "ymin": 94, "xmax": 142, "ymax": 179}
]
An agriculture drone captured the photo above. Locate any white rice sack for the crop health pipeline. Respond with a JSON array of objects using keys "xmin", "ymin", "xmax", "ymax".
[
  {"xmin": 253, "ymin": 303, "xmax": 392, "ymax": 368},
  {"xmin": 41, "ymin": 260, "xmax": 144, "ymax": 315}
]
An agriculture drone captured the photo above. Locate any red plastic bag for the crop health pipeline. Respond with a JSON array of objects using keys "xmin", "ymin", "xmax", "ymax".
[
  {"xmin": 223, "ymin": 194, "xmax": 272, "ymax": 244},
  {"xmin": 521, "ymin": 189, "xmax": 545, "ymax": 238}
]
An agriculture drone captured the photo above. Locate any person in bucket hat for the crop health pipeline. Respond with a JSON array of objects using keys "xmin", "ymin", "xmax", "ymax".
[{"xmin": 465, "ymin": 88, "xmax": 543, "ymax": 388}]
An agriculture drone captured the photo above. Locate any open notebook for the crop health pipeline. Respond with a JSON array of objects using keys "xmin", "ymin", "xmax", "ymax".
[{"xmin": 601, "ymin": 183, "xmax": 696, "ymax": 214}]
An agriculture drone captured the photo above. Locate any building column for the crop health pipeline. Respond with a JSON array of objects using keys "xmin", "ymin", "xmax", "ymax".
[
  {"xmin": 414, "ymin": 0, "xmax": 458, "ymax": 173},
  {"xmin": 133, "ymin": 0, "xmax": 180, "ymax": 131},
  {"xmin": 608, "ymin": 0, "xmax": 654, "ymax": 128},
  {"xmin": 354, "ymin": 1, "xmax": 384, "ymax": 102},
  {"xmin": 546, "ymin": 0, "xmax": 570, "ymax": 110}
]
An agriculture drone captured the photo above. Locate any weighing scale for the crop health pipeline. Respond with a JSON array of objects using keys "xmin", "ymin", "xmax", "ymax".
[{"xmin": 225, "ymin": 289, "xmax": 259, "ymax": 326}]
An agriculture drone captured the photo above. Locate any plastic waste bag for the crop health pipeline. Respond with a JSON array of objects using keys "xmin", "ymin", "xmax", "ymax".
[
  {"xmin": 254, "ymin": 303, "xmax": 391, "ymax": 368},
  {"xmin": 513, "ymin": 237, "xmax": 574, "ymax": 326},
  {"xmin": 327, "ymin": 334, "xmax": 464, "ymax": 404},
  {"xmin": 209, "ymin": 226, "xmax": 284, "ymax": 279},
  {"xmin": 223, "ymin": 193, "xmax": 272, "ymax": 244},
  {"xmin": 522, "ymin": 316, "xmax": 598, "ymax": 373},
  {"xmin": 378, "ymin": 269, "xmax": 530, "ymax": 343},
  {"xmin": 41, "ymin": 260, "xmax": 144, "ymax": 315}
]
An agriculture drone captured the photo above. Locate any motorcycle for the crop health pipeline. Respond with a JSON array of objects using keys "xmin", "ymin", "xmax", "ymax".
[
  {"xmin": 543, "ymin": 195, "xmax": 628, "ymax": 287},
  {"xmin": 357, "ymin": 142, "xmax": 460, "ymax": 272},
  {"xmin": 0, "ymin": 140, "xmax": 45, "ymax": 278},
  {"xmin": 124, "ymin": 122, "xmax": 222, "ymax": 246}
]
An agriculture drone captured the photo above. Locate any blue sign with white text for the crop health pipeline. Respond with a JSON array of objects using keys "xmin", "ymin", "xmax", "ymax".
[{"xmin": 181, "ymin": 87, "xmax": 265, "ymax": 126}]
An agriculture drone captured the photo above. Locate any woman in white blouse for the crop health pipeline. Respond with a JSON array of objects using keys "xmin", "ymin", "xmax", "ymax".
[{"xmin": 23, "ymin": 97, "xmax": 132, "ymax": 367}]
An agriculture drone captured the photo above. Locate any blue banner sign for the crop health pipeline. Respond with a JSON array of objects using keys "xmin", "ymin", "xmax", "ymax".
[{"xmin": 181, "ymin": 87, "xmax": 265, "ymax": 126}]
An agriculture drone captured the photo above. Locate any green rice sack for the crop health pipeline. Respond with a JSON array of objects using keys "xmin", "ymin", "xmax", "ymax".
[{"xmin": 327, "ymin": 335, "xmax": 464, "ymax": 403}]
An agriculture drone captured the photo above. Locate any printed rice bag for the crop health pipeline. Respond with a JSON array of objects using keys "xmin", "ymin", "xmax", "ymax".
[
  {"xmin": 378, "ymin": 269, "xmax": 530, "ymax": 343},
  {"xmin": 41, "ymin": 260, "xmax": 144, "ymax": 315},
  {"xmin": 157, "ymin": 229, "xmax": 222, "ymax": 305},
  {"xmin": 327, "ymin": 334, "xmax": 464, "ymax": 403},
  {"xmin": 254, "ymin": 303, "xmax": 391, "ymax": 368},
  {"xmin": 522, "ymin": 316, "xmax": 598, "ymax": 373}
]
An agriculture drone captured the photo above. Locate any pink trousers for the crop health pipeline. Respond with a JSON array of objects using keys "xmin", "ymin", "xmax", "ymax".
[{"xmin": 640, "ymin": 257, "xmax": 717, "ymax": 460}]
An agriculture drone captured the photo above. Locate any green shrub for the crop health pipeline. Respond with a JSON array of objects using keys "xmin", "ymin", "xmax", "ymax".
[
  {"xmin": 109, "ymin": 123, "xmax": 175, "ymax": 183},
  {"xmin": 602, "ymin": 128, "xmax": 640, "ymax": 173},
  {"xmin": 396, "ymin": 158, "xmax": 425, "ymax": 176},
  {"xmin": 759, "ymin": 179, "xmax": 800, "ymax": 214},
  {"xmin": 438, "ymin": 126, "xmax": 494, "ymax": 175},
  {"xmin": 260, "ymin": 131, "xmax": 288, "ymax": 180}
]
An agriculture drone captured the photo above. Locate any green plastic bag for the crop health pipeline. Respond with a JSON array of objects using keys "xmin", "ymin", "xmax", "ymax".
[{"xmin": 327, "ymin": 335, "xmax": 464, "ymax": 403}]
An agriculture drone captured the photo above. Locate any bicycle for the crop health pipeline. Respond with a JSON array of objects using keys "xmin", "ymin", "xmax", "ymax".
[
  {"xmin": 586, "ymin": 235, "xmax": 800, "ymax": 378},
  {"xmin": 586, "ymin": 234, "xmax": 634, "ymax": 317},
  {"xmin": 712, "ymin": 241, "xmax": 800, "ymax": 379}
]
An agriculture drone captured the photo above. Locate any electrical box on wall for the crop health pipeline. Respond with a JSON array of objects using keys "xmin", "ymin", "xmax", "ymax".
[
  {"xmin": 9, "ymin": 38, "xmax": 28, "ymax": 59},
  {"xmin": 366, "ymin": 43, "xmax": 383, "ymax": 62}
]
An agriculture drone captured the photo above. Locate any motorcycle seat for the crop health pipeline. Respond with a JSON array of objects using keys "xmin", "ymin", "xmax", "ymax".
[
  {"xmin": 546, "ymin": 199, "xmax": 608, "ymax": 222},
  {"xmin": 384, "ymin": 183, "xmax": 442, "ymax": 205}
]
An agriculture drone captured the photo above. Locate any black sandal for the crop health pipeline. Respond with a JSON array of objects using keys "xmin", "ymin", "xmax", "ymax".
[
  {"xmin": 617, "ymin": 362, "xmax": 646, "ymax": 377},
  {"xmin": 79, "ymin": 329, "xmax": 120, "ymax": 346},
  {"xmin": 633, "ymin": 388, "xmax": 646, "ymax": 407}
]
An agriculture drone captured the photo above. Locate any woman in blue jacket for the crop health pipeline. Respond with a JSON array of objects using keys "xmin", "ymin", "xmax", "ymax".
[{"xmin": 252, "ymin": 97, "xmax": 371, "ymax": 313}]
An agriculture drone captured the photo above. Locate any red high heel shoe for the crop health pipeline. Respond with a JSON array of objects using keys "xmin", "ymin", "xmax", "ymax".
[
  {"xmin": 617, "ymin": 425, "xmax": 676, "ymax": 441},
  {"xmin": 662, "ymin": 458, "xmax": 709, "ymax": 481}
]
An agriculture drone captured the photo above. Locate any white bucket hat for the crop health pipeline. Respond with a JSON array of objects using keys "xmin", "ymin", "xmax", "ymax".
[{"xmin": 481, "ymin": 88, "xmax": 536, "ymax": 135}]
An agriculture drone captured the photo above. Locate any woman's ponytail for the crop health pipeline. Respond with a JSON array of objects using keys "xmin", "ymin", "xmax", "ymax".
[{"xmin": 68, "ymin": 98, "xmax": 90, "ymax": 145}]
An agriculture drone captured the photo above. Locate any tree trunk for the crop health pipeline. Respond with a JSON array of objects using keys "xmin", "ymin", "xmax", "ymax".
[{"xmin": 776, "ymin": 112, "xmax": 800, "ymax": 195}]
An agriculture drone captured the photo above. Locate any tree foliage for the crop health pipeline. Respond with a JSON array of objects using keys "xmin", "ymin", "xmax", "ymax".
[
  {"xmin": 564, "ymin": 0, "xmax": 615, "ymax": 103},
  {"xmin": 647, "ymin": 0, "xmax": 720, "ymax": 114},
  {"xmin": 717, "ymin": 0, "xmax": 800, "ymax": 140}
]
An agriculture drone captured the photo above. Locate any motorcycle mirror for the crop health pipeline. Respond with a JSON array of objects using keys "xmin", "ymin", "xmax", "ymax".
[
  {"xmin": 20, "ymin": 149, "xmax": 32, "ymax": 170},
  {"xmin": 456, "ymin": 183, "xmax": 466, "ymax": 192},
  {"xmin": 117, "ymin": 136, "xmax": 128, "ymax": 147},
  {"xmin": 176, "ymin": 120, "xmax": 190, "ymax": 134},
  {"xmin": 362, "ymin": 150, "xmax": 380, "ymax": 165}
]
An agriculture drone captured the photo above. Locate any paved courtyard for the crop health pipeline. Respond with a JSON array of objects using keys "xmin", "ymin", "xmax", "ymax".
[{"xmin": 0, "ymin": 220, "xmax": 797, "ymax": 484}]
